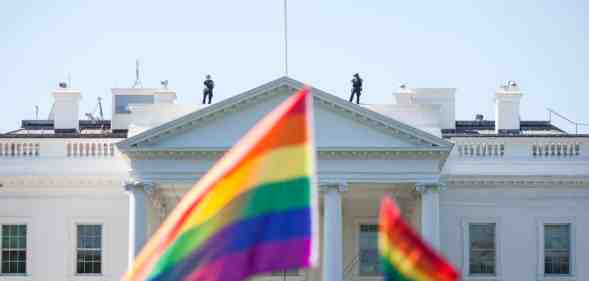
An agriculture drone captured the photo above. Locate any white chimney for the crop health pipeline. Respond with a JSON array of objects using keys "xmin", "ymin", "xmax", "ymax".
[
  {"xmin": 154, "ymin": 88, "xmax": 177, "ymax": 104},
  {"xmin": 495, "ymin": 80, "xmax": 522, "ymax": 133},
  {"xmin": 52, "ymin": 84, "xmax": 81, "ymax": 132},
  {"xmin": 394, "ymin": 84, "xmax": 456, "ymax": 129}
]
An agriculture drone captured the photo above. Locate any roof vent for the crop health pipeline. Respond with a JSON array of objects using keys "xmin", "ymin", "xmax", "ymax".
[{"xmin": 475, "ymin": 114, "xmax": 484, "ymax": 121}]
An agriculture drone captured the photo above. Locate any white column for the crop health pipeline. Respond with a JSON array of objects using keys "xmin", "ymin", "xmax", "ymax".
[
  {"xmin": 416, "ymin": 183, "xmax": 444, "ymax": 249},
  {"xmin": 124, "ymin": 181, "xmax": 155, "ymax": 267},
  {"xmin": 321, "ymin": 182, "xmax": 347, "ymax": 281}
]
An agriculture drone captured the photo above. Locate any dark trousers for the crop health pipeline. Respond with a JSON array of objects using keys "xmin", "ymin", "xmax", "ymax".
[
  {"xmin": 349, "ymin": 88, "xmax": 361, "ymax": 104},
  {"xmin": 202, "ymin": 89, "xmax": 213, "ymax": 104}
]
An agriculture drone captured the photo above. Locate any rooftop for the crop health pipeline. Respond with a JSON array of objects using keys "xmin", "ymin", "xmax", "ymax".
[
  {"xmin": 441, "ymin": 120, "xmax": 589, "ymax": 138},
  {"xmin": 0, "ymin": 120, "xmax": 127, "ymax": 138}
]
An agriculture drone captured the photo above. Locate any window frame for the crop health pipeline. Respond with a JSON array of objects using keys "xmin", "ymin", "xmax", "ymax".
[
  {"xmin": 262, "ymin": 269, "xmax": 306, "ymax": 281},
  {"xmin": 0, "ymin": 217, "xmax": 32, "ymax": 280},
  {"xmin": 536, "ymin": 217, "xmax": 576, "ymax": 281},
  {"xmin": 354, "ymin": 218, "xmax": 381, "ymax": 280},
  {"xmin": 68, "ymin": 218, "xmax": 109, "ymax": 281},
  {"xmin": 461, "ymin": 217, "xmax": 501, "ymax": 281},
  {"xmin": 75, "ymin": 224, "xmax": 103, "ymax": 275}
]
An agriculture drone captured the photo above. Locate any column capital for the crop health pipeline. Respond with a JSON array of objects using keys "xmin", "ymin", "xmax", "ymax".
[
  {"xmin": 415, "ymin": 182, "xmax": 447, "ymax": 194},
  {"xmin": 123, "ymin": 180, "xmax": 157, "ymax": 195},
  {"xmin": 319, "ymin": 181, "xmax": 348, "ymax": 193}
]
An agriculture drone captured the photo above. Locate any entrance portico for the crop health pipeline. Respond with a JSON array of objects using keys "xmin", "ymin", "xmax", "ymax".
[{"xmin": 117, "ymin": 77, "xmax": 453, "ymax": 280}]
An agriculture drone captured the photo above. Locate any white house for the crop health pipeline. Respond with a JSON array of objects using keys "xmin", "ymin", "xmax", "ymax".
[{"xmin": 0, "ymin": 77, "xmax": 587, "ymax": 281}]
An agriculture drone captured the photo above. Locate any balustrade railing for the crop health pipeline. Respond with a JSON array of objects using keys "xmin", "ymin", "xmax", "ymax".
[
  {"xmin": 0, "ymin": 142, "xmax": 40, "ymax": 157},
  {"xmin": 457, "ymin": 143, "xmax": 505, "ymax": 157},
  {"xmin": 531, "ymin": 142, "xmax": 580, "ymax": 157},
  {"xmin": 0, "ymin": 140, "xmax": 119, "ymax": 158},
  {"xmin": 455, "ymin": 141, "xmax": 583, "ymax": 159},
  {"xmin": 67, "ymin": 142, "xmax": 116, "ymax": 157}
]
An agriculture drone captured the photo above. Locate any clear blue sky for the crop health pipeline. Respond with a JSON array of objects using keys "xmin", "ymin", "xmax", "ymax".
[{"xmin": 1, "ymin": 0, "xmax": 588, "ymax": 132}]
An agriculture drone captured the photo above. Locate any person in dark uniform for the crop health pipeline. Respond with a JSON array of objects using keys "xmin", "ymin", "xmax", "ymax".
[
  {"xmin": 349, "ymin": 73, "xmax": 363, "ymax": 104},
  {"xmin": 202, "ymin": 75, "xmax": 214, "ymax": 104}
]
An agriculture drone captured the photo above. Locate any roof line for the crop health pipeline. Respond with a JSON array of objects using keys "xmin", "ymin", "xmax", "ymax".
[{"xmin": 118, "ymin": 76, "xmax": 453, "ymax": 150}]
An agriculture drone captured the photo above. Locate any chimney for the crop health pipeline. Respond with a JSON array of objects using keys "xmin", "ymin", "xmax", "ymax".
[
  {"xmin": 394, "ymin": 83, "xmax": 415, "ymax": 105},
  {"xmin": 394, "ymin": 84, "xmax": 456, "ymax": 129},
  {"xmin": 52, "ymin": 82, "xmax": 81, "ymax": 132},
  {"xmin": 154, "ymin": 89, "xmax": 177, "ymax": 104},
  {"xmin": 495, "ymin": 80, "xmax": 522, "ymax": 134}
]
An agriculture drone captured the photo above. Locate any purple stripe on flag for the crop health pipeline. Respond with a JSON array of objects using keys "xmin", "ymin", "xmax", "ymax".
[{"xmin": 184, "ymin": 238, "xmax": 311, "ymax": 281}]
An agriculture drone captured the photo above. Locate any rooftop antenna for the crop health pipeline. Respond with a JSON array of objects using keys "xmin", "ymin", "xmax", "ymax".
[
  {"xmin": 283, "ymin": 0, "xmax": 288, "ymax": 76},
  {"xmin": 85, "ymin": 97, "xmax": 105, "ymax": 122},
  {"xmin": 132, "ymin": 59, "xmax": 143, "ymax": 88},
  {"xmin": 97, "ymin": 97, "xmax": 104, "ymax": 120},
  {"xmin": 67, "ymin": 73, "xmax": 72, "ymax": 88},
  {"xmin": 34, "ymin": 105, "xmax": 39, "ymax": 120}
]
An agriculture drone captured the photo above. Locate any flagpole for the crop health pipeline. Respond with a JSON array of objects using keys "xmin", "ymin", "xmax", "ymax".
[{"xmin": 284, "ymin": 0, "xmax": 289, "ymax": 76}]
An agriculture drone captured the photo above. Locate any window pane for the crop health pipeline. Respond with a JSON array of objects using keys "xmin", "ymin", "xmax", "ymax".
[
  {"xmin": 544, "ymin": 224, "xmax": 570, "ymax": 275},
  {"xmin": 115, "ymin": 95, "xmax": 154, "ymax": 114},
  {"xmin": 358, "ymin": 224, "xmax": 380, "ymax": 276},
  {"xmin": 1, "ymin": 225, "xmax": 27, "ymax": 274},
  {"xmin": 270, "ymin": 269, "xmax": 299, "ymax": 276},
  {"xmin": 76, "ymin": 225, "xmax": 102, "ymax": 274},
  {"xmin": 469, "ymin": 223, "xmax": 495, "ymax": 275}
]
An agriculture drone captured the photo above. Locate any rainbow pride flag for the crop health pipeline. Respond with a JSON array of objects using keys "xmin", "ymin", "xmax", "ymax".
[
  {"xmin": 123, "ymin": 88, "xmax": 318, "ymax": 281},
  {"xmin": 379, "ymin": 196, "xmax": 459, "ymax": 281}
]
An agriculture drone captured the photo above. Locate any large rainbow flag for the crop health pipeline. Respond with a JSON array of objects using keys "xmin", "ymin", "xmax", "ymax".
[
  {"xmin": 379, "ymin": 196, "xmax": 459, "ymax": 281},
  {"xmin": 123, "ymin": 88, "xmax": 318, "ymax": 281}
]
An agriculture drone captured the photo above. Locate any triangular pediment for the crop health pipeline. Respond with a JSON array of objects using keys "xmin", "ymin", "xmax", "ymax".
[{"xmin": 117, "ymin": 77, "xmax": 452, "ymax": 153}]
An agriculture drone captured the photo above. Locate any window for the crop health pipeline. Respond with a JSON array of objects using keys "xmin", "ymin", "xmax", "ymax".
[
  {"xmin": 76, "ymin": 225, "xmax": 102, "ymax": 274},
  {"xmin": 358, "ymin": 224, "xmax": 380, "ymax": 276},
  {"xmin": 114, "ymin": 95, "xmax": 154, "ymax": 114},
  {"xmin": 1, "ymin": 224, "xmax": 27, "ymax": 274},
  {"xmin": 270, "ymin": 269, "xmax": 299, "ymax": 276},
  {"xmin": 544, "ymin": 224, "xmax": 570, "ymax": 275},
  {"xmin": 469, "ymin": 223, "xmax": 496, "ymax": 275}
]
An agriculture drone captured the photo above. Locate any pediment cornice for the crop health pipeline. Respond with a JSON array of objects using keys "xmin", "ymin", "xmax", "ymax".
[
  {"xmin": 123, "ymin": 147, "xmax": 450, "ymax": 160},
  {"xmin": 117, "ymin": 76, "xmax": 452, "ymax": 152}
]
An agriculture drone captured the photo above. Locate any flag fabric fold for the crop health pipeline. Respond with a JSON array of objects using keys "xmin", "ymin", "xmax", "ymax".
[
  {"xmin": 379, "ymin": 196, "xmax": 459, "ymax": 281},
  {"xmin": 123, "ymin": 88, "xmax": 318, "ymax": 281}
]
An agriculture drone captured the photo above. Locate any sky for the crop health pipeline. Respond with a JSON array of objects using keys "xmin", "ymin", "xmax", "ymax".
[{"xmin": 1, "ymin": 0, "xmax": 589, "ymax": 133}]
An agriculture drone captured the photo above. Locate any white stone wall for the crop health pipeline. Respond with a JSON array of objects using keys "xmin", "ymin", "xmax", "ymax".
[
  {"xmin": 441, "ymin": 186, "xmax": 589, "ymax": 281},
  {"xmin": 0, "ymin": 137, "xmax": 130, "ymax": 281},
  {"xmin": 0, "ymin": 189, "xmax": 129, "ymax": 281}
]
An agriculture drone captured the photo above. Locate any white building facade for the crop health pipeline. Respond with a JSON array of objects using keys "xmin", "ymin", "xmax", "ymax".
[{"xmin": 0, "ymin": 77, "xmax": 588, "ymax": 281}]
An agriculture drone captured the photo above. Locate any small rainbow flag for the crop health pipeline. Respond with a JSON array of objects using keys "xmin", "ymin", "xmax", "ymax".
[
  {"xmin": 123, "ymin": 88, "xmax": 318, "ymax": 281},
  {"xmin": 379, "ymin": 196, "xmax": 459, "ymax": 281}
]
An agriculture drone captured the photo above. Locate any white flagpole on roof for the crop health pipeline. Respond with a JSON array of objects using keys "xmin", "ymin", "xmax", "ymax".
[{"xmin": 284, "ymin": 0, "xmax": 289, "ymax": 76}]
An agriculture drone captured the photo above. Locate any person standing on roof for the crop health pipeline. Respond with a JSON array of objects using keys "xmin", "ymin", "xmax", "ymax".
[
  {"xmin": 349, "ymin": 73, "xmax": 363, "ymax": 104},
  {"xmin": 202, "ymin": 75, "xmax": 214, "ymax": 104}
]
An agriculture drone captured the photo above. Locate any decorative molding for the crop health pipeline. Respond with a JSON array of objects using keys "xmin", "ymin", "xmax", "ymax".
[
  {"xmin": 125, "ymin": 150, "xmax": 224, "ymax": 160},
  {"xmin": 123, "ymin": 148, "xmax": 450, "ymax": 160},
  {"xmin": 117, "ymin": 77, "xmax": 453, "ymax": 151},
  {"xmin": 415, "ymin": 182, "xmax": 447, "ymax": 194},
  {"xmin": 123, "ymin": 180, "xmax": 156, "ymax": 193},
  {"xmin": 123, "ymin": 180, "xmax": 170, "ymax": 222},
  {"xmin": 444, "ymin": 175, "xmax": 589, "ymax": 187},
  {"xmin": 320, "ymin": 181, "xmax": 349, "ymax": 193},
  {"xmin": 0, "ymin": 176, "xmax": 126, "ymax": 189}
]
